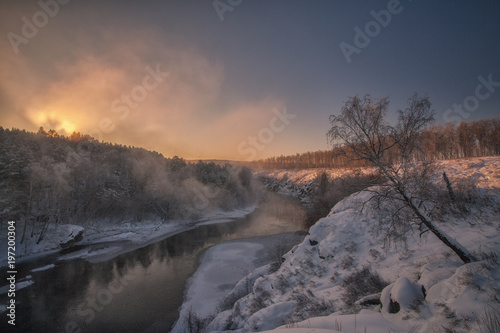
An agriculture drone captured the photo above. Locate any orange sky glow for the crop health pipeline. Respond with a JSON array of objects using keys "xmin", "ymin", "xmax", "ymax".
[{"xmin": 1, "ymin": 1, "xmax": 499, "ymax": 160}]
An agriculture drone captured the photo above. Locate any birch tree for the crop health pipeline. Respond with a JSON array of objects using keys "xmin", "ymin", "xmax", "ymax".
[{"xmin": 327, "ymin": 94, "xmax": 476, "ymax": 264}]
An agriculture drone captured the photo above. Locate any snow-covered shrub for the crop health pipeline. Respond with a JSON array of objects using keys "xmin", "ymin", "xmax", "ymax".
[
  {"xmin": 341, "ymin": 266, "xmax": 389, "ymax": 308},
  {"xmin": 479, "ymin": 309, "xmax": 500, "ymax": 333},
  {"xmin": 345, "ymin": 240, "xmax": 357, "ymax": 253},
  {"xmin": 369, "ymin": 248, "xmax": 382, "ymax": 260},
  {"xmin": 340, "ymin": 255, "xmax": 354, "ymax": 269},
  {"xmin": 304, "ymin": 172, "xmax": 382, "ymax": 228},
  {"xmin": 183, "ymin": 308, "xmax": 213, "ymax": 333}
]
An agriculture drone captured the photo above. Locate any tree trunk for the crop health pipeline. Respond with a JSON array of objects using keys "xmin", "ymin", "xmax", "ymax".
[
  {"xmin": 399, "ymin": 189, "xmax": 476, "ymax": 264},
  {"xmin": 37, "ymin": 221, "xmax": 49, "ymax": 244},
  {"xmin": 442, "ymin": 172, "xmax": 456, "ymax": 202},
  {"xmin": 378, "ymin": 164, "xmax": 476, "ymax": 264}
]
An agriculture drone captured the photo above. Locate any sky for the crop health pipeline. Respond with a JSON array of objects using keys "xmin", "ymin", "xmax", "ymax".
[{"xmin": 1, "ymin": 0, "xmax": 499, "ymax": 161}]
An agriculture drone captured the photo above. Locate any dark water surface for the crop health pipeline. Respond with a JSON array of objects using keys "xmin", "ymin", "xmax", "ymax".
[{"xmin": 0, "ymin": 193, "xmax": 305, "ymax": 333}]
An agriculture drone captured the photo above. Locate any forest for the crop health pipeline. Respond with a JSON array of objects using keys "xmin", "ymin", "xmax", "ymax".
[
  {"xmin": 1, "ymin": 117, "xmax": 499, "ymax": 244},
  {"xmin": 251, "ymin": 118, "xmax": 500, "ymax": 169},
  {"xmin": 0, "ymin": 127, "xmax": 255, "ymax": 243}
]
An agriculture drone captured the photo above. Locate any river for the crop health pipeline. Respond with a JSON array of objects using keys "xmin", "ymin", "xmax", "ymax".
[{"xmin": 0, "ymin": 193, "xmax": 306, "ymax": 333}]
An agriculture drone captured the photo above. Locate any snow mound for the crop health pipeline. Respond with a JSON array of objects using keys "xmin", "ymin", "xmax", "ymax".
[
  {"xmin": 261, "ymin": 309, "xmax": 403, "ymax": 333},
  {"xmin": 246, "ymin": 301, "xmax": 297, "ymax": 332},
  {"xmin": 381, "ymin": 277, "xmax": 424, "ymax": 313}
]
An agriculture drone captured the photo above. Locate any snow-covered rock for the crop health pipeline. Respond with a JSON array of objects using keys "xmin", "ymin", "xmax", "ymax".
[
  {"xmin": 58, "ymin": 224, "xmax": 84, "ymax": 248},
  {"xmin": 380, "ymin": 277, "xmax": 424, "ymax": 313}
]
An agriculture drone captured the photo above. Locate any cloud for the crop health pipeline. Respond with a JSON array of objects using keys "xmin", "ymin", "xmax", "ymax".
[
  {"xmin": 0, "ymin": 3, "xmax": 287, "ymax": 160},
  {"xmin": 0, "ymin": 24, "xmax": 229, "ymax": 155}
]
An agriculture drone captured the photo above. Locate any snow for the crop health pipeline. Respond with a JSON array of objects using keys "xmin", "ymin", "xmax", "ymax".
[
  {"xmin": 258, "ymin": 167, "xmax": 376, "ymax": 186},
  {"xmin": 57, "ymin": 246, "xmax": 123, "ymax": 262},
  {"xmin": 258, "ymin": 310, "xmax": 406, "ymax": 333},
  {"xmin": 260, "ymin": 310, "xmax": 403, "ymax": 333},
  {"xmin": 264, "ymin": 329, "xmax": 339, "ymax": 333},
  {"xmin": 257, "ymin": 166, "xmax": 377, "ymax": 203},
  {"xmin": 211, "ymin": 156, "xmax": 500, "ymax": 333},
  {"xmin": 172, "ymin": 232, "xmax": 306, "ymax": 333},
  {"xmin": 246, "ymin": 301, "xmax": 297, "ymax": 331},
  {"xmin": 380, "ymin": 277, "xmax": 424, "ymax": 313},
  {"xmin": 176, "ymin": 240, "xmax": 265, "ymax": 323},
  {"xmin": 30, "ymin": 264, "xmax": 55, "ymax": 272}
]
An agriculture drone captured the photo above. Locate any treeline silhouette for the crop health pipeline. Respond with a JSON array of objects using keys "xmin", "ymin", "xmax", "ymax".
[
  {"xmin": 0, "ymin": 127, "xmax": 255, "ymax": 243},
  {"xmin": 251, "ymin": 118, "xmax": 500, "ymax": 169}
]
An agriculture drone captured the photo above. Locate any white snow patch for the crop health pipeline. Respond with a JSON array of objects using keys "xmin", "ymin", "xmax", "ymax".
[
  {"xmin": 381, "ymin": 277, "xmax": 424, "ymax": 313},
  {"xmin": 171, "ymin": 240, "xmax": 265, "ymax": 332},
  {"xmin": 246, "ymin": 301, "xmax": 297, "ymax": 331},
  {"xmin": 262, "ymin": 310, "xmax": 402, "ymax": 333},
  {"xmin": 30, "ymin": 264, "xmax": 55, "ymax": 272},
  {"xmin": 58, "ymin": 246, "xmax": 122, "ymax": 261}
]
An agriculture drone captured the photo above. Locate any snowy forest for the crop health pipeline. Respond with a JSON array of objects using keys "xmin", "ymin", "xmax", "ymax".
[
  {"xmin": 252, "ymin": 118, "xmax": 500, "ymax": 169},
  {"xmin": 0, "ymin": 127, "xmax": 255, "ymax": 243},
  {"xmin": 1, "ymin": 116, "xmax": 499, "ymax": 246}
]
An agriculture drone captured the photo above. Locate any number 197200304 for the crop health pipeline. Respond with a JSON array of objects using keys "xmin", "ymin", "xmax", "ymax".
[{"xmin": 7, "ymin": 221, "xmax": 16, "ymax": 269}]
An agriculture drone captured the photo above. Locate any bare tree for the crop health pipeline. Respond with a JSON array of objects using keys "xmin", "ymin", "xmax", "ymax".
[{"xmin": 327, "ymin": 94, "xmax": 476, "ymax": 264}]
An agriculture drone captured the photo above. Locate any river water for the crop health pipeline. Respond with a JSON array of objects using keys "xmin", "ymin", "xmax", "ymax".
[{"xmin": 1, "ymin": 193, "xmax": 306, "ymax": 333}]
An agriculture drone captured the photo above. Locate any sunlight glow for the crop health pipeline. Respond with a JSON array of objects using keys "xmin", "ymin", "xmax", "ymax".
[{"xmin": 31, "ymin": 109, "xmax": 77, "ymax": 135}]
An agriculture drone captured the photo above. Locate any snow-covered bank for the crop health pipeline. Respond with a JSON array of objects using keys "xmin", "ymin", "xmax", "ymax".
[
  {"xmin": 172, "ymin": 232, "xmax": 307, "ymax": 333},
  {"xmin": 209, "ymin": 157, "xmax": 500, "ymax": 332},
  {"xmin": 0, "ymin": 206, "xmax": 257, "ymax": 267},
  {"xmin": 258, "ymin": 156, "xmax": 500, "ymax": 200},
  {"xmin": 0, "ymin": 223, "xmax": 84, "ymax": 267},
  {"xmin": 256, "ymin": 166, "xmax": 376, "ymax": 203}
]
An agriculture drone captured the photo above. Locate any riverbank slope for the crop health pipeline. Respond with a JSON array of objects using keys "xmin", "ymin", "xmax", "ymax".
[{"xmin": 207, "ymin": 157, "xmax": 500, "ymax": 332}]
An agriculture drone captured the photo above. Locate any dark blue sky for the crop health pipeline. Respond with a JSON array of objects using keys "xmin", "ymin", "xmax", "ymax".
[{"xmin": 1, "ymin": 0, "xmax": 499, "ymax": 159}]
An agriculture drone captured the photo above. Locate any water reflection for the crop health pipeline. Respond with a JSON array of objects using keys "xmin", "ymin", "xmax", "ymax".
[{"xmin": 0, "ymin": 192, "xmax": 305, "ymax": 333}]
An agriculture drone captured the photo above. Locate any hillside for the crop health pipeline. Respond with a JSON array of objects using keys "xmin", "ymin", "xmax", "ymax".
[{"xmin": 206, "ymin": 157, "xmax": 500, "ymax": 332}]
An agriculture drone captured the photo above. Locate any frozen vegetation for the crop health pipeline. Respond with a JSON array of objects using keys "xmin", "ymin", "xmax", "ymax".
[
  {"xmin": 0, "ymin": 127, "xmax": 258, "ymax": 263},
  {"xmin": 202, "ymin": 157, "xmax": 500, "ymax": 333}
]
